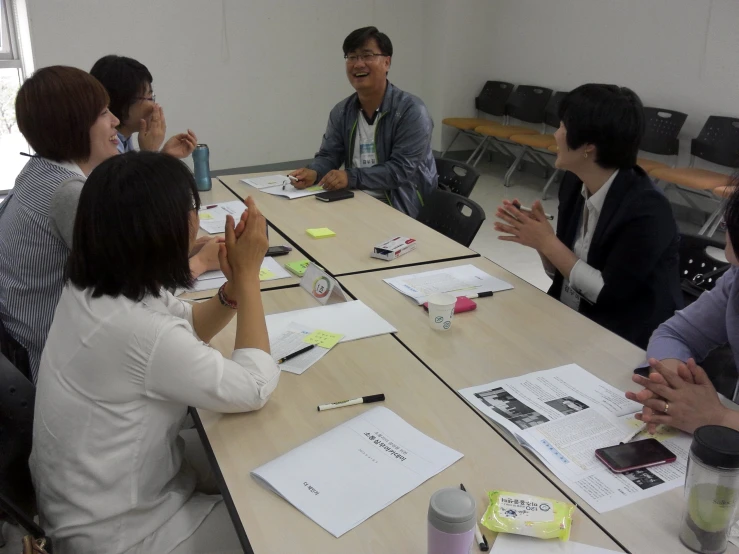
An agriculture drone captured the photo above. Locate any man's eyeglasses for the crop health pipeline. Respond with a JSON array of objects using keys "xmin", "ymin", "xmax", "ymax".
[
  {"xmin": 136, "ymin": 94, "xmax": 156, "ymax": 103},
  {"xmin": 344, "ymin": 53, "xmax": 387, "ymax": 64}
]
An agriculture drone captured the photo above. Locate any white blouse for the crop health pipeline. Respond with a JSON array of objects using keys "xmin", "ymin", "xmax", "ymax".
[
  {"xmin": 30, "ymin": 286, "xmax": 279, "ymax": 554},
  {"xmin": 559, "ymin": 170, "xmax": 618, "ymax": 310}
]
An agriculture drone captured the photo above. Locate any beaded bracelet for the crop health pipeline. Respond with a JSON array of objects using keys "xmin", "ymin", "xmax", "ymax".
[{"xmin": 218, "ymin": 283, "xmax": 238, "ymax": 309}]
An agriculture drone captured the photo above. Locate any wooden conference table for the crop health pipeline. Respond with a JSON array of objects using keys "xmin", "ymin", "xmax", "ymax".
[
  {"xmin": 193, "ymin": 170, "xmax": 704, "ymax": 553},
  {"xmin": 338, "ymin": 257, "xmax": 737, "ymax": 554},
  {"xmin": 218, "ymin": 173, "xmax": 478, "ymax": 276},
  {"xmin": 179, "ymin": 180, "xmax": 304, "ymax": 300},
  {"xmin": 196, "ymin": 287, "xmax": 622, "ymax": 554}
]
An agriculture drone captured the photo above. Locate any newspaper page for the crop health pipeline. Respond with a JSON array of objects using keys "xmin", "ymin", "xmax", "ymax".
[{"xmin": 460, "ymin": 364, "xmax": 692, "ymax": 513}]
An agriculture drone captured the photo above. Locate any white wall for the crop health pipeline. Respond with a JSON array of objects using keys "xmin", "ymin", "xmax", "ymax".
[
  {"xmin": 26, "ymin": 0, "xmax": 426, "ymax": 171},
  {"xmin": 26, "ymin": 0, "xmax": 739, "ymax": 167},
  {"xmin": 476, "ymin": 0, "xmax": 739, "ymax": 162}
]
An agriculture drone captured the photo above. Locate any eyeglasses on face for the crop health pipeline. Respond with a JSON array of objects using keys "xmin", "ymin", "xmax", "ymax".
[{"xmin": 344, "ymin": 53, "xmax": 387, "ymax": 64}]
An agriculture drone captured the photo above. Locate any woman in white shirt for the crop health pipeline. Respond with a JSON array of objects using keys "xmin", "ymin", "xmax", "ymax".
[{"xmin": 30, "ymin": 151, "xmax": 279, "ymax": 554}]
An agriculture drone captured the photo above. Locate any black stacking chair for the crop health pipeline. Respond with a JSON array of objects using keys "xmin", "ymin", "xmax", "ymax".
[
  {"xmin": 417, "ymin": 190, "xmax": 485, "ymax": 247},
  {"xmin": 435, "ymin": 158, "xmax": 480, "ymax": 198},
  {"xmin": 637, "ymin": 107, "xmax": 688, "ymax": 174},
  {"xmin": 0, "ymin": 350, "xmax": 45, "ymax": 550},
  {"xmin": 441, "ymin": 80, "xmax": 515, "ymax": 157},
  {"xmin": 470, "ymin": 85, "xmax": 553, "ymax": 168}
]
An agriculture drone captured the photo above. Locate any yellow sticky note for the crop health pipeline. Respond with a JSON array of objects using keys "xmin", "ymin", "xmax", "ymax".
[
  {"xmin": 306, "ymin": 185, "xmax": 323, "ymax": 192},
  {"xmin": 259, "ymin": 268, "xmax": 276, "ymax": 281},
  {"xmin": 199, "ymin": 212, "xmax": 214, "ymax": 220},
  {"xmin": 303, "ymin": 330, "xmax": 344, "ymax": 350},
  {"xmin": 306, "ymin": 227, "xmax": 336, "ymax": 239}
]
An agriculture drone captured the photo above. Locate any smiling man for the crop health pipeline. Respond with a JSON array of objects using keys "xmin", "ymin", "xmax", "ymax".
[{"xmin": 290, "ymin": 27, "xmax": 437, "ymax": 218}]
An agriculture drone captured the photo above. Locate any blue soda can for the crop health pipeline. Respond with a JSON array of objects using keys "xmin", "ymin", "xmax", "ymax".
[{"xmin": 193, "ymin": 144, "xmax": 212, "ymax": 191}]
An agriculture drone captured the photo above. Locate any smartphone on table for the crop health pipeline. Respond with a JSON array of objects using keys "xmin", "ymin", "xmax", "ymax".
[
  {"xmin": 315, "ymin": 190, "xmax": 354, "ymax": 202},
  {"xmin": 595, "ymin": 438, "xmax": 677, "ymax": 473},
  {"xmin": 266, "ymin": 246, "xmax": 291, "ymax": 257}
]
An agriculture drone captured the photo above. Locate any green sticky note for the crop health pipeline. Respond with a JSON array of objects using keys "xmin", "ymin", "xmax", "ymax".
[
  {"xmin": 285, "ymin": 260, "xmax": 311, "ymax": 277},
  {"xmin": 259, "ymin": 268, "xmax": 276, "ymax": 281},
  {"xmin": 303, "ymin": 330, "xmax": 344, "ymax": 350},
  {"xmin": 306, "ymin": 227, "xmax": 336, "ymax": 239},
  {"xmin": 306, "ymin": 185, "xmax": 323, "ymax": 192}
]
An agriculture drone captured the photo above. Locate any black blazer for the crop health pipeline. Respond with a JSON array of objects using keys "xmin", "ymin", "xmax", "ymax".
[{"xmin": 547, "ymin": 167, "xmax": 683, "ymax": 348}]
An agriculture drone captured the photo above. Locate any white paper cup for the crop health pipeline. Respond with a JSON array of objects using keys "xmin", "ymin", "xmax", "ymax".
[{"xmin": 427, "ymin": 293, "xmax": 456, "ymax": 331}]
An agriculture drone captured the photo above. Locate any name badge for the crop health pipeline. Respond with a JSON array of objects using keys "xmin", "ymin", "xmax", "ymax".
[{"xmin": 360, "ymin": 142, "xmax": 377, "ymax": 167}]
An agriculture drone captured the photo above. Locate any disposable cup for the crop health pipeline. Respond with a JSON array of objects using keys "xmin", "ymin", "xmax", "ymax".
[{"xmin": 427, "ymin": 293, "xmax": 456, "ymax": 331}]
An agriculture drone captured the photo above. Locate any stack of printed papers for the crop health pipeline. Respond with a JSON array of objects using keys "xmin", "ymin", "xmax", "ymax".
[
  {"xmin": 384, "ymin": 264, "xmax": 514, "ymax": 304},
  {"xmin": 251, "ymin": 407, "xmax": 463, "ymax": 537},
  {"xmin": 241, "ymin": 175, "xmax": 323, "ymax": 199},
  {"xmin": 460, "ymin": 364, "xmax": 692, "ymax": 513}
]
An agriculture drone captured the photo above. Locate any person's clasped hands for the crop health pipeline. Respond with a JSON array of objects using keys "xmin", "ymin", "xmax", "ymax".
[{"xmin": 626, "ymin": 357, "xmax": 730, "ymax": 434}]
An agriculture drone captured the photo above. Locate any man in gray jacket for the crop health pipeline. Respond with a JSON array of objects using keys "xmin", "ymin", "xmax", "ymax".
[{"xmin": 290, "ymin": 27, "xmax": 437, "ymax": 218}]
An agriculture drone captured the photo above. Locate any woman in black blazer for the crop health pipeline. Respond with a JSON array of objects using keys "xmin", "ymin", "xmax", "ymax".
[{"xmin": 494, "ymin": 84, "xmax": 682, "ymax": 348}]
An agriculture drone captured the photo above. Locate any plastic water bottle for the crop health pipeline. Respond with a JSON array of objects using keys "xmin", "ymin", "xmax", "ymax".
[{"xmin": 193, "ymin": 144, "xmax": 212, "ymax": 191}]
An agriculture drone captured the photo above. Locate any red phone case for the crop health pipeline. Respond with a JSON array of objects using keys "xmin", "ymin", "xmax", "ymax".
[
  {"xmin": 423, "ymin": 297, "xmax": 477, "ymax": 313},
  {"xmin": 594, "ymin": 441, "xmax": 677, "ymax": 473}
]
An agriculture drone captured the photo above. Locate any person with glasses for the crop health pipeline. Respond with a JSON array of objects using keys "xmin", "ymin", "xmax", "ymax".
[
  {"xmin": 290, "ymin": 26, "xmax": 437, "ymax": 218},
  {"xmin": 90, "ymin": 55, "xmax": 219, "ymax": 279},
  {"xmin": 90, "ymin": 55, "xmax": 197, "ymax": 159}
]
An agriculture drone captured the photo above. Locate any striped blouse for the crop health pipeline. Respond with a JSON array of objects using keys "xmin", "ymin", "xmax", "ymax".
[{"xmin": 0, "ymin": 157, "xmax": 83, "ymax": 382}]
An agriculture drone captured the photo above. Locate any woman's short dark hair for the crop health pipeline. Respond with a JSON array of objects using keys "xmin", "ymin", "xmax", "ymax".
[
  {"xmin": 67, "ymin": 151, "xmax": 201, "ymax": 301},
  {"xmin": 558, "ymin": 84, "xmax": 645, "ymax": 169},
  {"xmin": 90, "ymin": 55, "xmax": 153, "ymax": 125},
  {"xmin": 15, "ymin": 66, "xmax": 109, "ymax": 162},
  {"xmin": 342, "ymin": 26, "xmax": 393, "ymax": 57}
]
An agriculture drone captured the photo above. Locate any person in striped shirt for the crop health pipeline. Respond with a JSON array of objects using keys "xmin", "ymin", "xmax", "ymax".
[{"xmin": 0, "ymin": 66, "xmax": 120, "ymax": 382}]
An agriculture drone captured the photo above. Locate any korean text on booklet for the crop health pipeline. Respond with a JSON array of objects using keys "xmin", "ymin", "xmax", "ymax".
[{"xmin": 481, "ymin": 491, "xmax": 574, "ymax": 541}]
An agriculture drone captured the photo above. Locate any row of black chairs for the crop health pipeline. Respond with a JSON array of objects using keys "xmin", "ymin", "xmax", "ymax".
[{"xmin": 441, "ymin": 81, "xmax": 739, "ymax": 224}]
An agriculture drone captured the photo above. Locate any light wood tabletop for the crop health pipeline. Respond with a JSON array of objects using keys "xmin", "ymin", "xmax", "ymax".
[
  {"xmin": 196, "ymin": 287, "xmax": 623, "ymax": 554},
  {"xmin": 178, "ymin": 179, "xmax": 304, "ymax": 299},
  {"xmin": 337, "ymin": 257, "xmax": 720, "ymax": 554},
  {"xmin": 217, "ymin": 172, "xmax": 478, "ymax": 276}
]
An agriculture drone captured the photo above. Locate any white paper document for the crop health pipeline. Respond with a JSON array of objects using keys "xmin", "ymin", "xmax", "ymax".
[
  {"xmin": 491, "ymin": 534, "xmax": 621, "ymax": 553},
  {"xmin": 261, "ymin": 183, "xmax": 324, "ymax": 199},
  {"xmin": 384, "ymin": 264, "xmax": 513, "ymax": 304},
  {"xmin": 459, "ymin": 364, "xmax": 692, "ymax": 513},
  {"xmin": 251, "ymin": 406, "xmax": 463, "ymax": 537},
  {"xmin": 241, "ymin": 174, "xmax": 291, "ymax": 190},
  {"xmin": 265, "ymin": 300, "xmax": 396, "ymax": 343},
  {"xmin": 240, "ymin": 176, "xmax": 324, "ymax": 199},
  {"xmin": 198, "ymin": 200, "xmax": 246, "ymax": 234},
  {"xmin": 270, "ymin": 323, "xmax": 329, "ymax": 375},
  {"xmin": 179, "ymin": 257, "xmax": 292, "ymax": 294}
]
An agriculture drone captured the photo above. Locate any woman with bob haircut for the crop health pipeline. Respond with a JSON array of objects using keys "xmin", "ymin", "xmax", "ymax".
[
  {"xmin": 0, "ymin": 66, "xmax": 119, "ymax": 382},
  {"xmin": 494, "ymin": 83, "xmax": 682, "ymax": 348},
  {"xmin": 30, "ymin": 151, "xmax": 278, "ymax": 554}
]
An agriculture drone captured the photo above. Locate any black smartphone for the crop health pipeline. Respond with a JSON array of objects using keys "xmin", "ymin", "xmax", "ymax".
[
  {"xmin": 315, "ymin": 190, "xmax": 355, "ymax": 202},
  {"xmin": 266, "ymin": 246, "xmax": 291, "ymax": 257},
  {"xmin": 595, "ymin": 439, "xmax": 677, "ymax": 473},
  {"xmin": 634, "ymin": 366, "xmax": 650, "ymax": 379}
]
